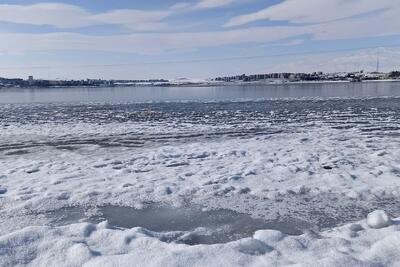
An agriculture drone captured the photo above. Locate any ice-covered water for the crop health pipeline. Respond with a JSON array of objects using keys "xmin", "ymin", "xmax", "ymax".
[
  {"xmin": 0, "ymin": 83, "xmax": 400, "ymax": 266},
  {"xmin": 1, "ymin": 96, "xmax": 399, "ymax": 151},
  {"xmin": 1, "ymin": 83, "xmax": 400, "ymax": 266}
]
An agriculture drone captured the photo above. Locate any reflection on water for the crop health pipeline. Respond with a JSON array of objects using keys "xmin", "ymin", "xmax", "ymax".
[{"xmin": 0, "ymin": 82, "xmax": 400, "ymax": 104}]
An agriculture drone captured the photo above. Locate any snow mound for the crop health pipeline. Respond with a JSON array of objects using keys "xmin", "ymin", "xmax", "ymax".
[
  {"xmin": 367, "ymin": 210, "xmax": 392, "ymax": 229},
  {"xmin": 253, "ymin": 230, "xmax": 285, "ymax": 244},
  {"xmin": 1, "ymin": 216, "xmax": 400, "ymax": 267}
]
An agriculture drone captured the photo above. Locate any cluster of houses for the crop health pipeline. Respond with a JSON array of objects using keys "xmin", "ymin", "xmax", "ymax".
[{"xmin": 214, "ymin": 71, "xmax": 400, "ymax": 83}]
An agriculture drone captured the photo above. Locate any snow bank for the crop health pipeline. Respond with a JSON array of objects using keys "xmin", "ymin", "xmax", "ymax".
[{"xmin": 0, "ymin": 214, "xmax": 399, "ymax": 267}]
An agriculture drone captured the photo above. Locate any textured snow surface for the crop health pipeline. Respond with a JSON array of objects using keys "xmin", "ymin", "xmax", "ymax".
[
  {"xmin": 1, "ymin": 124, "xmax": 399, "ymax": 232},
  {"xmin": 1, "ymin": 216, "xmax": 400, "ymax": 267},
  {"xmin": 1, "ymin": 98, "xmax": 400, "ymax": 266}
]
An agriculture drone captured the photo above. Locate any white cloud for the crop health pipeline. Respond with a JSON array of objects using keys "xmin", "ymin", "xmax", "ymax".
[
  {"xmin": 0, "ymin": 1, "xmax": 236, "ymax": 31},
  {"xmin": 0, "ymin": 3, "xmax": 92, "ymax": 28},
  {"xmin": 305, "ymin": 9, "xmax": 400, "ymax": 41},
  {"xmin": 90, "ymin": 10, "xmax": 171, "ymax": 31},
  {"xmin": 220, "ymin": 0, "xmax": 400, "ymax": 46},
  {"xmin": 0, "ymin": 26, "xmax": 302, "ymax": 55},
  {"xmin": 0, "ymin": 3, "xmax": 171, "ymax": 31},
  {"xmin": 169, "ymin": 2, "xmax": 193, "ymax": 10},
  {"xmin": 195, "ymin": 0, "xmax": 235, "ymax": 9},
  {"xmin": 225, "ymin": 0, "xmax": 399, "ymax": 27},
  {"xmin": 0, "ymin": 15, "xmax": 399, "ymax": 56}
]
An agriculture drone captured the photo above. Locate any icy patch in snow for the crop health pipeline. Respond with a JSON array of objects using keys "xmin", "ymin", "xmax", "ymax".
[
  {"xmin": 41, "ymin": 205, "xmax": 305, "ymax": 245},
  {"xmin": 0, "ymin": 187, "xmax": 6, "ymax": 195}
]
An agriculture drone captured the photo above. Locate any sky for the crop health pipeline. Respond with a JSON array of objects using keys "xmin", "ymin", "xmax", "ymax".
[{"xmin": 0, "ymin": 0, "xmax": 400, "ymax": 80}]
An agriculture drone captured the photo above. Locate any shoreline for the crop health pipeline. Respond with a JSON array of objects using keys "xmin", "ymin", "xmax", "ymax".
[{"xmin": 1, "ymin": 79, "xmax": 400, "ymax": 90}]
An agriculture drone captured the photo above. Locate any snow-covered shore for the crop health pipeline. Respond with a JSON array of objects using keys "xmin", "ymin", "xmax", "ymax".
[
  {"xmin": 1, "ymin": 212, "xmax": 399, "ymax": 266},
  {"xmin": 0, "ymin": 97, "xmax": 399, "ymax": 266}
]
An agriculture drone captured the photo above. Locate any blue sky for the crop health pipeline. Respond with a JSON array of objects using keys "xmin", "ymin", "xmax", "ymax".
[{"xmin": 0, "ymin": 0, "xmax": 400, "ymax": 79}]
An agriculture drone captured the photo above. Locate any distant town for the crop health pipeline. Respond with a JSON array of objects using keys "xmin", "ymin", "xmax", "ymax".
[{"xmin": 1, "ymin": 71, "xmax": 400, "ymax": 88}]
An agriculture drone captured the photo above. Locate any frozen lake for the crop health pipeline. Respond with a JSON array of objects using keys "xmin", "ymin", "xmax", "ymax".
[
  {"xmin": 0, "ymin": 81, "xmax": 400, "ymax": 104},
  {"xmin": 0, "ymin": 82, "xmax": 400, "ymax": 266}
]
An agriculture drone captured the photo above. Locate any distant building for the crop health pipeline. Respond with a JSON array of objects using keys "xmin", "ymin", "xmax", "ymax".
[{"xmin": 28, "ymin": 76, "xmax": 34, "ymax": 86}]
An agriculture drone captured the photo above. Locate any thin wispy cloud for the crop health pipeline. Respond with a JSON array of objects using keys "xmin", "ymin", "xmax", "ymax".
[
  {"xmin": 0, "ymin": 26, "xmax": 302, "ymax": 55},
  {"xmin": 90, "ymin": 9, "xmax": 171, "ymax": 31},
  {"xmin": 195, "ymin": 0, "xmax": 236, "ymax": 9},
  {"xmin": 0, "ymin": 3, "xmax": 171, "ymax": 31},
  {"xmin": 225, "ymin": 0, "xmax": 398, "ymax": 26},
  {"xmin": 1, "ymin": 15, "xmax": 399, "ymax": 56},
  {"xmin": 0, "ymin": 1, "xmax": 237, "ymax": 31},
  {"xmin": 0, "ymin": 3, "xmax": 92, "ymax": 28}
]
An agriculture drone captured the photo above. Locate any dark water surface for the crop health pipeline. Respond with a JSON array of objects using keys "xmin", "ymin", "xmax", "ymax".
[{"xmin": 0, "ymin": 82, "xmax": 400, "ymax": 104}]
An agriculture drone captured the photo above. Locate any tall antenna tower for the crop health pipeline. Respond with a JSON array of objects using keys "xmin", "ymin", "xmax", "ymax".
[{"xmin": 376, "ymin": 49, "xmax": 380, "ymax": 73}]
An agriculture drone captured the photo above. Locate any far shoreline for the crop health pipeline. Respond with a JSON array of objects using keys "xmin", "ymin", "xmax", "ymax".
[{"xmin": 0, "ymin": 78, "xmax": 400, "ymax": 90}]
